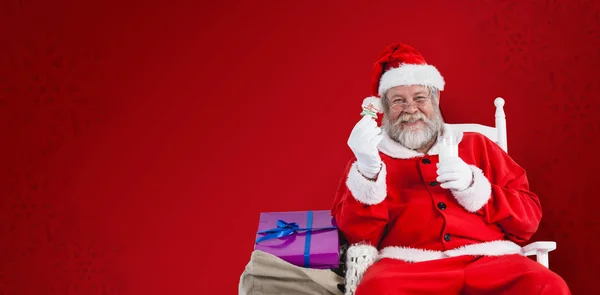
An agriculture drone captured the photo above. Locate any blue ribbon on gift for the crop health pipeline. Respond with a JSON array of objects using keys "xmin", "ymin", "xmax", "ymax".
[{"xmin": 255, "ymin": 211, "xmax": 337, "ymax": 267}]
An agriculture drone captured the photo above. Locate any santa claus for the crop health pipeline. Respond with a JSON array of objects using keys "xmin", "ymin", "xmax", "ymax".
[{"xmin": 331, "ymin": 42, "xmax": 570, "ymax": 294}]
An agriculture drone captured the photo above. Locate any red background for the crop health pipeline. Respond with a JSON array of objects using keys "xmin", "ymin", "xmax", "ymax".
[{"xmin": 1, "ymin": 0, "xmax": 598, "ymax": 294}]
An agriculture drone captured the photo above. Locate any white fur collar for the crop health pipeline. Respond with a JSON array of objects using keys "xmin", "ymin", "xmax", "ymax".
[{"xmin": 377, "ymin": 124, "xmax": 459, "ymax": 159}]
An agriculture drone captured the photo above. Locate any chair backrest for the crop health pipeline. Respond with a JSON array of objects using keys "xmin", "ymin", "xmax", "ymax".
[{"xmin": 445, "ymin": 97, "xmax": 508, "ymax": 153}]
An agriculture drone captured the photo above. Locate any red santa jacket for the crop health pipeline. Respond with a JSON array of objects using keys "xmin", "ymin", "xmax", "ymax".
[{"xmin": 331, "ymin": 125, "xmax": 542, "ymax": 262}]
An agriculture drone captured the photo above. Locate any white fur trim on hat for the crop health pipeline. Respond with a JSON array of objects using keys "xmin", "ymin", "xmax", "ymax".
[{"xmin": 378, "ymin": 63, "xmax": 445, "ymax": 96}]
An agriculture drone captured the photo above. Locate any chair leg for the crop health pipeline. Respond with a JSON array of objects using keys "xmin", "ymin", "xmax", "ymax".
[{"xmin": 536, "ymin": 250, "xmax": 549, "ymax": 268}]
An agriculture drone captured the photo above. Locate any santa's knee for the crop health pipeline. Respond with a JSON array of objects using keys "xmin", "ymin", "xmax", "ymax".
[{"xmin": 517, "ymin": 269, "xmax": 570, "ymax": 294}]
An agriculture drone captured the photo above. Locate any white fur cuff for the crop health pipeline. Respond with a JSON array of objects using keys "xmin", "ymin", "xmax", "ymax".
[
  {"xmin": 345, "ymin": 162, "xmax": 387, "ymax": 205},
  {"xmin": 451, "ymin": 165, "xmax": 492, "ymax": 212}
]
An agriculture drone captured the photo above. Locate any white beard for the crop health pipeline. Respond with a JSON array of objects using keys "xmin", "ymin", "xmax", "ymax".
[{"xmin": 383, "ymin": 110, "xmax": 444, "ymax": 150}]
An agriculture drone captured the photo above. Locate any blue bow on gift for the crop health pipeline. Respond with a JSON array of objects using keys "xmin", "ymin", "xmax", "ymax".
[
  {"xmin": 255, "ymin": 219, "xmax": 305, "ymax": 243},
  {"xmin": 255, "ymin": 211, "xmax": 337, "ymax": 267}
]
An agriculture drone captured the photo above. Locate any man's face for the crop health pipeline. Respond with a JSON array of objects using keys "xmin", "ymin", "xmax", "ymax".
[{"xmin": 382, "ymin": 85, "xmax": 444, "ymax": 150}]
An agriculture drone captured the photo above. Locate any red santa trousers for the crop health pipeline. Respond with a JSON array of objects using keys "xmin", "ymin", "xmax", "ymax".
[{"xmin": 355, "ymin": 254, "xmax": 570, "ymax": 295}]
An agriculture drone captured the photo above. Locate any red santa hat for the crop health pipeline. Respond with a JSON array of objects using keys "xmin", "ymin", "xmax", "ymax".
[{"xmin": 361, "ymin": 42, "xmax": 445, "ymax": 115}]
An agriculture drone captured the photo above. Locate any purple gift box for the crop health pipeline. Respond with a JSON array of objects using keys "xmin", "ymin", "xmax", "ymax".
[{"xmin": 254, "ymin": 210, "xmax": 340, "ymax": 269}]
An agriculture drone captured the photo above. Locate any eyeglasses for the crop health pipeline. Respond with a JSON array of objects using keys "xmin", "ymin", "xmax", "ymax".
[{"xmin": 389, "ymin": 92, "xmax": 431, "ymax": 110}]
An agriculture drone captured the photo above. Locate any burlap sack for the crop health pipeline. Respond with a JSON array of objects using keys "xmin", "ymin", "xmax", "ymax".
[{"xmin": 238, "ymin": 250, "xmax": 344, "ymax": 295}]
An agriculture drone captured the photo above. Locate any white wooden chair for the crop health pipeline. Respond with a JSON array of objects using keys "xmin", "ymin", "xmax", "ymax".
[{"xmin": 344, "ymin": 97, "xmax": 557, "ymax": 295}]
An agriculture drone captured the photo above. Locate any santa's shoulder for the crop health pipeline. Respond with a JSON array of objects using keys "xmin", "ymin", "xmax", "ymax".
[{"xmin": 459, "ymin": 132, "xmax": 502, "ymax": 149}]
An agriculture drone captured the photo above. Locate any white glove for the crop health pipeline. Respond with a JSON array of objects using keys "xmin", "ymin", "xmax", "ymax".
[
  {"xmin": 347, "ymin": 115, "xmax": 383, "ymax": 179},
  {"xmin": 436, "ymin": 157, "xmax": 474, "ymax": 191}
]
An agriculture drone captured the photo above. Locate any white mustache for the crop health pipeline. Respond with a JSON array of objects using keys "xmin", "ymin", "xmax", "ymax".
[{"xmin": 396, "ymin": 112, "xmax": 428, "ymax": 124}]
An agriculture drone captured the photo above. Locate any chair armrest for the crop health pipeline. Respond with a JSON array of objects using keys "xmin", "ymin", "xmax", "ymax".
[
  {"xmin": 521, "ymin": 241, "xmax": 556, "ymax": 269},
  {"xmin": 521, "ymin": 241, "xmax": 556, "ymax": 256}
]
